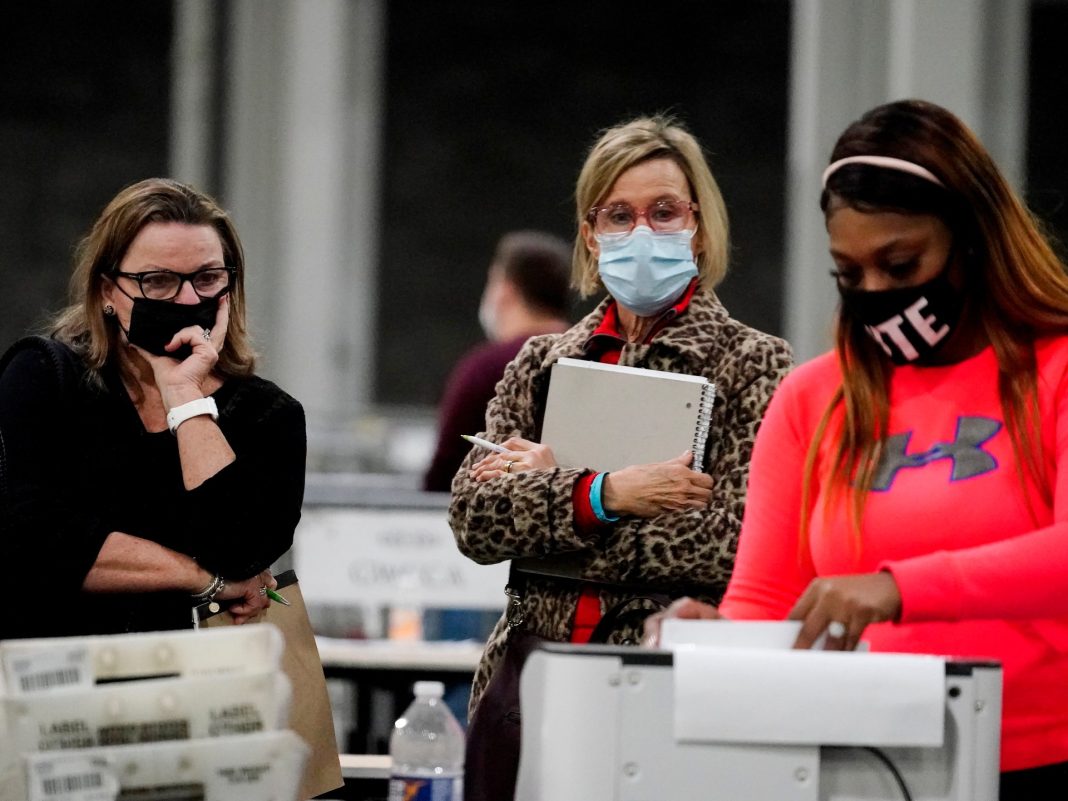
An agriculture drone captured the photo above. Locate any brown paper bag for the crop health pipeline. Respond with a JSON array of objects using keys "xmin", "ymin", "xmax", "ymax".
[{"xmin": 196, "ymin": 569, "xmax": 343, "ymax": 800}]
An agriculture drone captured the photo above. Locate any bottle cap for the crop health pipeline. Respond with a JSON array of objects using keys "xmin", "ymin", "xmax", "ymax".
[{"xmin": 413, "ymin": 680, "xmax": 445, "ymax": 698}]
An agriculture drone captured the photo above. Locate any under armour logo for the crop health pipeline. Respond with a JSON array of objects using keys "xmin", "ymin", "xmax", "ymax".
[{"xmin": 871, "ymin": 416, "xmax": 1001, "ymax": 492}]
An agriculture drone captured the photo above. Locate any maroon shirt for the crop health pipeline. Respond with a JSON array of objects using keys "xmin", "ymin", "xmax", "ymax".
[{"xmin": 423, "ymin": 335, "xmax": 530, "ymax": 492}]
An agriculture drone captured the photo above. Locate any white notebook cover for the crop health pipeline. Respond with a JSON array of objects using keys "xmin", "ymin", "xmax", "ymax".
[{"xmin": 540, "ymin": 357, "xmax": 715, "ymax": 472}]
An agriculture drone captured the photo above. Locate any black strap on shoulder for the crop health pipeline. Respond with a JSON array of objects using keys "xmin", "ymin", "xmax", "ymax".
[
  {"xmin": 509, "ymin": 556, "xmax": 719, "ymax": 600},
  {"xmin": 588, "ymin": 593, "xmax": 671, "ymax": 644},
  {"xmin": 0, "ymin": 336, "xmax": 84, "ymax": 391}
]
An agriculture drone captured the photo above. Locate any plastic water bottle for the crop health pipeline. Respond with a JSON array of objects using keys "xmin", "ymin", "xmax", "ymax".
[{"xmin": 388, "ymin": 680, "xmax": 465, "ymax": 801}]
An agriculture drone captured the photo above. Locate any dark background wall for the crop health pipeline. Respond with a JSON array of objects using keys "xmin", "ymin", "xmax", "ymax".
[
  {"xmin": 377, "ymin": 1, "xmax": 791, "ymax": 406},
  {"xmin": 2, "ymin": 1, "xmax": 1067, "ymax": 413},
  {"xmin": 0, "ymin": 1, "xmax": 172, "ymax": 349},
  {"xmin": 1028, "ymin": 0, "xmax": 1068, "ymax": 261}
]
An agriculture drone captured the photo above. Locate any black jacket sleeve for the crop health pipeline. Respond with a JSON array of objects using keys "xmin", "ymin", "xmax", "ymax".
[
  {"xmin": 177, "ymin": 379, "xmax": 307, "ymax": 579},
  {"xmin": 0, "ymin": 348, "xmax": 111, "ymax": 597}
]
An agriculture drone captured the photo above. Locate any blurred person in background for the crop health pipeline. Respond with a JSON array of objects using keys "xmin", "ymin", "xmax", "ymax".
[
  {"xmin": 645, "ymin": 99, "xmax": 1068, "ymax": 799},
  {"xmin": 423, "ymin": 230, "xmax": 572, "ymax": 493},
  {"xmin": 0, "ymin": 178, "xmax": 306, "ymax": 639},
  {"xmin": 422, "ymin": 231, "xmax": 572, "ymax": 720},
  {"xmin": 450, "ymin": 114, "xmax": 793, "ymax": 799}
]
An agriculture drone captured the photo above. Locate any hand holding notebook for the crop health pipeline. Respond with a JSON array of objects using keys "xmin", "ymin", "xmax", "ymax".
[
  {"xmin": 510, "ymin": 359, "xmax": 716, "ymax": 579},
  {"xmin": 467, "ymin": 434, "xmax": 559, "ymax": 481},
  {"xmin": 599, "ymin": 448, "xmax": 713, "ymax": 516}
]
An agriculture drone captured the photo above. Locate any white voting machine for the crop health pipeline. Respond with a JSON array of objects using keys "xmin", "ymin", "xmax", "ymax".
[{"xmin": 516, "ymin": 638, "xmax": 1001, "ymax": 801}]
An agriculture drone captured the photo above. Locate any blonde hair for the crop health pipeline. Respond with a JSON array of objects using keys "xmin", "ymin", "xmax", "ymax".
[
  {"xmin": 571, "ymin": 115, "xmax": 730, "ymax": 297},
  {"xmin": 803, "ymin": 100, "xmax": 1068, "ymax": 546},
  {"xmin": 50, "ymin": 178, "xmax": 256, "ymax": 383}
]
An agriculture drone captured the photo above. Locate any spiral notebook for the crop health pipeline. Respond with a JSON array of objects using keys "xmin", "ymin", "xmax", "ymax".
[{"xmin": 540, "ymin": 357, "xmax": 715, "ymax": 472}]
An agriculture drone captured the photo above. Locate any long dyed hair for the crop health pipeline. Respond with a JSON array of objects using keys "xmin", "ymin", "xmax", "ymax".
[{"xmin": 803, "ymin": 99, "xmax": 1068, "ymax": 543}]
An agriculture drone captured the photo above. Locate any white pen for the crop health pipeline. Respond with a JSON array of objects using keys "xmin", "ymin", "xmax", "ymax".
[{"xmin": 461, "ymin": 433, "xmax": 509, "ymax": 453}]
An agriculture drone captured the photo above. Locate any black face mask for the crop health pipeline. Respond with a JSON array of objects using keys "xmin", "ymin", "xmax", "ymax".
[
  {"xmin": 838, "ymin": 268, "xmax": 963, "ymax": 366},
  {"xmin": 125, "ymin": 297, "xmax": 219, "ymax": 359}
]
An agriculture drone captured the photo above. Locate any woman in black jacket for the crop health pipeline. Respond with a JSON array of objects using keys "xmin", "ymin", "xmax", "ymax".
[{"xmin": 0, "ymin": 178, "xmax": 306, "ymax": 638}]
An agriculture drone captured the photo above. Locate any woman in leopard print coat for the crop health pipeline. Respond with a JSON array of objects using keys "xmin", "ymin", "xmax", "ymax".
[{"xmin": 449, "ymin": 116, "xmax": 793, "ymax": 721}]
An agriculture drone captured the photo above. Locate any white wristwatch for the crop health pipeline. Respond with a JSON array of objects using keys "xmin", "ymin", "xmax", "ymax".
[{"xmin": 167, "ymin": 397, "xmax": 219, "ymax": 435}]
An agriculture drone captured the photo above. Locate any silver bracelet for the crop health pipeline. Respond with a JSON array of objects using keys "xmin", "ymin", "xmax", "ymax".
[{"xmin": 191, "ymin": 573, "xmax": 226, "ymax": 603}]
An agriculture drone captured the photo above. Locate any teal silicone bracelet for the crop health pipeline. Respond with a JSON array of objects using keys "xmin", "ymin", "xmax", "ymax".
[{"xmin": 590, "ymin": 472, "xmax": 620, "ymax": 523}]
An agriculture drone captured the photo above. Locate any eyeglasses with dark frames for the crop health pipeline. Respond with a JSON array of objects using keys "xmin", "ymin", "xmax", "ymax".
[
  {"xmin": 110, "ymin": 267, "xmax": 236, "ymax": 301},
  {"xmin": 586, "ymin": 199, "xmax": 699, "ymax": 234}
]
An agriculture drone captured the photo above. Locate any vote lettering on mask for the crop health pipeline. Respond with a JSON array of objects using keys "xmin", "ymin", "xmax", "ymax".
[{"xmin": 838, "ymin": 270, "xmax": 963, "ymax": 365}]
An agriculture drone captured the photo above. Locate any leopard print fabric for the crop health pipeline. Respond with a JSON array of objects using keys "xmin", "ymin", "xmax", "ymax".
[{"xmin": 448, "ymin": 290, "xmax": 793, "ymax": 715}]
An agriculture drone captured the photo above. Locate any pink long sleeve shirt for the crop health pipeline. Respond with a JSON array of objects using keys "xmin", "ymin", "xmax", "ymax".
[{"xmin": 720, "ymin": 338, "xmax": 1068, "ymax": 771}]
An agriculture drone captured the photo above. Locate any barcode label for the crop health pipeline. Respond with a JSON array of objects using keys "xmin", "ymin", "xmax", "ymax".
[
  {"xmin": 21, "ymin": 667, "xmax": 83, "ymax": 692},
  {"xmin": 42, "ymin": 773, "xmax": 103, "ymax": 795},
  {"xmin": 117, "ymin": 784, "xmax": 206, "ymax": 801},
  {"xmin": 29, "ymin": 755, "xmax": 118, "ymax": 801},
  {"xmin": 98, "ymin": 719, "xmax": 190, "ymax": 746},
  {"xmin": 4, "ymin": 646, "xmax": 91, "ymax": 695}
]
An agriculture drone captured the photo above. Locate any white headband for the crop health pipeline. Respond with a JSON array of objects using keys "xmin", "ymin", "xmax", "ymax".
[{"xmin": 821, "ymin": 155, "xmax": 944, "ymax": 189}]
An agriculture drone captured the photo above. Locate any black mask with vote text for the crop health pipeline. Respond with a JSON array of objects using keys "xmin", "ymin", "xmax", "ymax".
[
  {"xmin": 125, "ymin": 297, "xmax": 219, "ymax": 359},
  {"xmin": 838, "ymin": 269, "xmax": 963, "ymax": 366}
]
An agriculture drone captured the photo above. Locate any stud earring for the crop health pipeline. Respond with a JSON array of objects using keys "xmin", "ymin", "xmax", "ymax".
[{"xmin": 103, "ymin": 304, "xmax": 115, "ymax": 316}]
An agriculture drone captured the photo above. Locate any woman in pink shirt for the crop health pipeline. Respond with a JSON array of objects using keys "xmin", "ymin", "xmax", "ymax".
[{"xmin": 647, "ymin": 99, "xmax": 1068, "ymax": 796}]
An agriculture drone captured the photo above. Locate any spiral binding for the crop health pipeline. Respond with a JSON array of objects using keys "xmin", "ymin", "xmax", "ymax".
[{"xmin": 691, "ymin": 381, "xmax": 716, "ymax": 473}]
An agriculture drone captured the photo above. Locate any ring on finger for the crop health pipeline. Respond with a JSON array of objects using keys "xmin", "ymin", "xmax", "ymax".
[
  {"xmin": 202, "ymin": 328, "xmax": 212, "ymax": 341},
  {"xmin": 504, "ymin": 459, "xmax": 515, "ymax": 474},
  {"xmin": 827, "ymin": 620, "xmax": 847, "ymax": 639},
  {"xmin": 258, "ymin": 586, "xmax": 267, "ymax": 596}
]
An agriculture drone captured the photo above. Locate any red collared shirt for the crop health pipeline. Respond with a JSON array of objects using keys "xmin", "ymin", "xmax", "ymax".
[{"xmin": 569, "ymin": 278, "xmax": 699, "ymax": 643}]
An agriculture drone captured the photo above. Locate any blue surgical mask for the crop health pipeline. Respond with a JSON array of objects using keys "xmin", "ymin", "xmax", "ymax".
[{"xmin": 596, "ymin": 226, "xmax": 698, "ymax": 317}]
